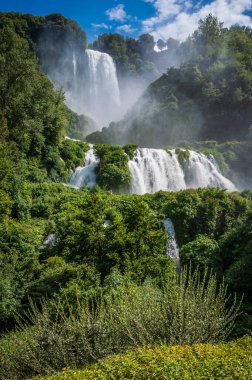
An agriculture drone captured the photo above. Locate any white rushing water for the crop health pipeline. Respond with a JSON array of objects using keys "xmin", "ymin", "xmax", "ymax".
[
  {"xmin": 83, "ymin": 49, "xmax": 121, "ymax": 125},
  {"xmin": 128, "ymin": 149, "xmax": 236, "ymax": 194},
  {"xmin": 69, "ymin": 144, "xmax": 99, "ymax": 189},
  {"xmin": 69, "ymin": 146, "xmax": 236, "ymax": 193},
  {"xmin": 72, "ymin": 50, "xmax": 77, "ymax": 78},
  {"xmin": 164, "ymin": 218, "xmax": 180, "ymax": 265},
  {"xmin": 64, "ymin": 49, "xmax": 121, "ymax": 127}
]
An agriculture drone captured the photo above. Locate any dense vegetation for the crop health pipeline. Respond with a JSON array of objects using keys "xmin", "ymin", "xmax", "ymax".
[
  {"xmin": 0, "ymin": 27, "xmax": 69, "ymax": 184},
  {"xmin": 0, "ymin": 186, "xmax": 251, "ymax": 332},
  {"xmin": 0, "ymin": 13, "xmax": 95, "ymax": 189},
  {"xmin": 90, "ymin": 31, "xmax": 191, "ymax": 82},
  {"xmin": 94, "ymin": 144, "xmax": 139, "ymax": 191},
  {"xmin": 0, "ymin": 12, "xmax": 95, "ymax": 144},
  {"xmin": 0, "ymin": 12, "xmax": 87, "ymax": 83},
  {"xmin": 90, "ymin": 33, "xmax": 158, "ymax": 81},
  {"xmin": 0, "ymin": 268, "xmax": 242, "ymax": 379}
]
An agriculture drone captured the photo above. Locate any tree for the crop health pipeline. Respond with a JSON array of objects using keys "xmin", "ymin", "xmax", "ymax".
[
  {"xmin": 167, "ymin": 37, "xmax": 179, "ymax": 51},
  {"xmin": 193, "ymin": 14, "xmax": 225, "ymax": 57},
  {"xmin": 138, "ymin": 33, "xmax": 155, "ymax": 58},
  {"xmin": 157, "ymin": 38, "xmax": 166, "ymax": 51},
  {"xmin": 0, "ymin": 27, "xmax": 69, "ymax": 180},
  {"xmin": 180, "ymin": 235, "xmax": 219, "ymax": 272}
]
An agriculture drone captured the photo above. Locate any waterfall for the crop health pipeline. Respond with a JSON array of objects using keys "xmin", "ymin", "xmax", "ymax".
[
  {"xmin": 72, "ymin": 51, "xmax": 77, "ymax": 77},
  {"xmin": 69, "ymin": 144, "xmax": 99, "ymax": 189},
  {"xmin": 128, "ymin": 149, "xmax": 236, "ymax": 194},
  {"xmin": 69, "ymin": 146, "xmax": 236, "ymax": 193},
  {"xmin": 129, "ymin": 149, "xmax": 186, "ymax": 194},
  {"xmin": 164, "ymin": 219, "xmax": 180, "ymax": 268},
  {"xmin": 83, "ymin": 49, "xmax": 121, "ymax": 125}
]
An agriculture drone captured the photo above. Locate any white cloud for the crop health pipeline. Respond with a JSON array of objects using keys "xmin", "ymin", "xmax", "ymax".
[
  {"xmin": 91, "ymin": 23, "xmax": 110, "ymax": 29},
  {"xmin": 142, "ymin": 0, "xmax": 181, "ymax": 30},
  {"xmin": 142, "ymin": 0, "xmax": 252, "ymax": 41},
  {"xmin": 116, "ymin": 24, "xmax": 137, "ymax": 33},
  {"xmin": 106, "ymin": 4, "xmax": 127, "ymax": 22}
]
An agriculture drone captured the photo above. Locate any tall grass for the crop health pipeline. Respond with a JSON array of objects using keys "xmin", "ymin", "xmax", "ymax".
[{"xmin": 0, "ymin": 268, "xmax": 241, "ymax": 380}]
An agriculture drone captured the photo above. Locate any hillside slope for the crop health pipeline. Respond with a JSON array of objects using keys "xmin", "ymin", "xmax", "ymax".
[{"xmin": 87, "ymin": 17, "xmax": 252, "ymax": 147}]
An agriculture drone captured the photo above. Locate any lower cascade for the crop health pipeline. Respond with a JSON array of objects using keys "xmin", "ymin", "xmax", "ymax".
[
  {"xmin": 69, "ymin": 146, "xmax": 237, "ymax": 193},
  {"xmin": 164, "ymin": 219, "xmax": 180, "ymax": 266},
  {"xmin": 69, "ymin": 145, "xmax": 99, "ymax": 189},
  {"xmin": 128, "ymin": 148, "xmax": 237, "ymax": 194}
]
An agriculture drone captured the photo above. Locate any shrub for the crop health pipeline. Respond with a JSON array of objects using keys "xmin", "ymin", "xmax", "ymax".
[
  {"xmin": 180, "ymin": 235, "xmax": 219, "ymax": 272},
  {"xmin": 94, "ymin": 144, "xmax": 131, "ymax": 191},
  {"xmin": 123, "ymin": 144, "xmax": 138, "ymax": 160},
  {"xmin": 0, "ymin": 268, "xmax": 241, "ymax": 380},
  {"xmin": 41, "ymin": 335, "xmax": 252, "ymax": 380},
  {"xmin": 60, "ymin": 140, "xmax": 89, "ymax": 171}
]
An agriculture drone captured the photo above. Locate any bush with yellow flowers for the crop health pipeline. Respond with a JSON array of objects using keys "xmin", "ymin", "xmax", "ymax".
[{"xmin": 39, "ymin": 335, "xmax": 252, "ymax": 380}]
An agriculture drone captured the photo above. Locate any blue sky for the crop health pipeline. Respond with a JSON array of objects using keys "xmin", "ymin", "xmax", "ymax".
[{"xmin": 0, "ymin": 1, "xmax": 251, "ymax": 42}]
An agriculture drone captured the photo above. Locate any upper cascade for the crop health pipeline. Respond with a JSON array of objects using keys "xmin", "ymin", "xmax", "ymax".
[
  {"xmin": 128, "ymin": 148, "xmax": 237, "ymax": 194},
  {"xmin": 83, "ymin": 49, "xmax": 121, "ymax": 126}
]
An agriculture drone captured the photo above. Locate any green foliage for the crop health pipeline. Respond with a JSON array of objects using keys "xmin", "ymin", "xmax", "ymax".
[
  {"xmin": 0, "ymin": 268, "xmax": 241, "ymax": 379},
  {"xmin": 60, "ymin": 139, "xmax": 89, "ymax": 171},
  {"xmin": 66, "ymin": 110, "xmax": 97, "ymax": 140},
  {"xmin": 0, "ymin": 26, "xmax": 72, "ymax": 183},
  {"xmin": 0, "ymin": 12, "xmax": 93, "ymax": 185},
  {"xmin": 0, "ymin": 13, "xmax": 251, "ymax": 378},
  {"xmin": 193, "ymin": 14, "xmax": 225, "ymax": 58},
  {"xmin": 0, "ymin": 12, "xmax": 87, "ymax": 86},
  {"xmin": 46, "ymin": 193, "xmax": 167, "ymax": 278},
  {"xmin": 218, "ymin": 214, "xmax": 252, "ymax": 306},
  {"xmin": 0, "ymin": 217, "xmax": 45, "ymax": 326},
  {"xmin": 28, "ymin": 259, "xmax": 101, "ymax": 306},
  {"xmin": 123, "ymin": 144, "xmax": 138, "ymax": 159},
  {"xmin": 91, "ymin": 33, "xmax": 157, "ymax": 78},
  {"xmin": 41, "ymin": 336, "xmax": 252, "ymax": 380},
  {"xmin": 0, "ymin": 181, "xmax": 250, "ymax": 334},
  {"xmin": 0, "ymin": 189, "xmax": 13, "ymax": 219},
  {"xmin": 163, "ymin": 189, "xmax": 249, "ymax": 245},
  {"xmin": 175, "ymin": 148, "xmax": 190, "ymax": 168},
  {"xmin": 95, "ymin": 144, "xmax": 131, "ymax": 191},
  {"xmin": 0, "ymin": 12, "xmax": 86, "ymax": 46},
  {"xmin": 181, "ymin": 235, "xmax": 219, "ymax": 272}
]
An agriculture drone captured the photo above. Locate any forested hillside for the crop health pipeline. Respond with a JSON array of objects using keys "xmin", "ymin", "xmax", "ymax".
[{"xmin": 88, "ymin": 16, "xmax": 252, "ymax": 146}]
